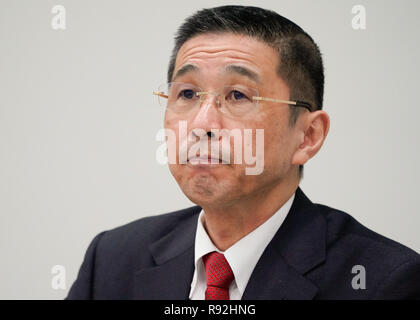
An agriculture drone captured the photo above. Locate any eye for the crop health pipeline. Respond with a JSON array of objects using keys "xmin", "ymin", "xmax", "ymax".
[
  {"xmin": 227, "ymin": 90, "xmax": 249, "ymax": 101},
  {"xmin": 178, "ymin": 89, "xmax": 197, "ymax": 100}
]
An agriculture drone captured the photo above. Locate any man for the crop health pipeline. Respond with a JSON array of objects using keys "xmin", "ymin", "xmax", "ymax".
[{"xmin": 66, "ymin": 5, "xmax": 420, "ymax": 300}]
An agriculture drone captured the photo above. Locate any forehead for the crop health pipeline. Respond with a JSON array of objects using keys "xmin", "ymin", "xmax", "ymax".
[{"xmin": 173, "ymin": 33, "xmax": 280, "ymax": 82}]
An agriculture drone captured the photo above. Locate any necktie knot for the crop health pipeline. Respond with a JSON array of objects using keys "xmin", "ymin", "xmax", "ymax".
[{"xmin": 203, "ymin": 251, "xmax": 234, "ymax": 299}]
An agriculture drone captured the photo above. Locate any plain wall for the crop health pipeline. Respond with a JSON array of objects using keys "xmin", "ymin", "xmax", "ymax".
[{"xmin": 0, "ymin": 0, "xmax": 419, "ymax": 299}]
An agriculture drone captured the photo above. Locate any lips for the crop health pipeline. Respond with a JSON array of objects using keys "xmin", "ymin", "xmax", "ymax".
[
  {"xmin": 187, "ymin": 151, "xmax": 232, "ymax": 165},
  {"xmin": 188, "ymin": 155, "xmax": 222, "ymax": 165}
]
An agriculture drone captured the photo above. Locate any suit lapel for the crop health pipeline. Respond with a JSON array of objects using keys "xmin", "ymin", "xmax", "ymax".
[
  {"xmin": 241, "ymin": 243, "xmax": 319, "ymax": 300},
  {"xmin": 133, "ymin": 207, "xmax": 200, "ymax": 299},
  {"xmin": 242, "ymin": 187, "xmax": 326, "ymax": 300},
  {"xmin": 133, "ymin": 247, "xmax": 195, "ymax": 299}
]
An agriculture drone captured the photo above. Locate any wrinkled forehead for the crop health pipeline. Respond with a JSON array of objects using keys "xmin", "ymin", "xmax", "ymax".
[{"xmin": 173, "ymin": 33, "xmax": 280, "ymax": 84}]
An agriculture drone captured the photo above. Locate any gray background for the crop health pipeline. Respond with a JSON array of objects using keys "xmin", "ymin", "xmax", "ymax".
[{"xmin": 0, "ymin": 0, "xmax": 419, "ymax": 299}]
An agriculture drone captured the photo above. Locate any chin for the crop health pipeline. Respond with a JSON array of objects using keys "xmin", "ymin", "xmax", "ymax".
[
  {"xmin": 180, "ymin": 178, "xmax": 226, "ymax": 208},
  {"xmin": 170, "ymin": 165, "xmax": 240, "ymax": 207}
]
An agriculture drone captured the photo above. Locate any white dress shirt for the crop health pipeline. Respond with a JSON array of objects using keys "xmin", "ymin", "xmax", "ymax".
[{"xmin": 189, "ymin": 192, "xmax": 295, "ymax": 300}]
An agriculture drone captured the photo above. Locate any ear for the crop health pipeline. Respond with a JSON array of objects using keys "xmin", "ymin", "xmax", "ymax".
[{"xmin": 291, "ymin": 110, "xmax": 330, "ymax": 166}]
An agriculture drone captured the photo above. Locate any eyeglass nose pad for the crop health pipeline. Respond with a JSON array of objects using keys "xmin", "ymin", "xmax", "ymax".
[
  {"xmin": 214, "ymin": 94, "xmax": 222, "ymax": 108},
  {"xmin": 199, "ymin": 92, "xmax": 222, "ymax": 108}
]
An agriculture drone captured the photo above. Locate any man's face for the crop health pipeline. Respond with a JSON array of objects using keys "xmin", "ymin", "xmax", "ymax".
[{"xmin": 164, "ymin": 32, "xmax": 303, "ymax": 208}]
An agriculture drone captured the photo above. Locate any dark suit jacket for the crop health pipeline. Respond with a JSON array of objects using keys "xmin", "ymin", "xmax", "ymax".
[{"xmin": 66, "ymin": 187, "xmax": 420, "ymax": 299}]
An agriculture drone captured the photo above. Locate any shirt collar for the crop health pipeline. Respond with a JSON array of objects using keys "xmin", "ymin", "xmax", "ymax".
[{"xmin": 192, "ymin": 192, "xmax": 295, "ymax": 297}]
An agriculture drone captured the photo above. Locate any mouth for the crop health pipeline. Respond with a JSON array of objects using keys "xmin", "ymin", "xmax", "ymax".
[{"xmin": 187, "ymin": 155, "xmax": 228, "ymax": 165}]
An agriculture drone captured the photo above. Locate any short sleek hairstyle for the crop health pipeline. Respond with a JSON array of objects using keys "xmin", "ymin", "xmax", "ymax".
[{"xmin": 167, "ymin": 5, "xmax": 325, "ymax": 179}]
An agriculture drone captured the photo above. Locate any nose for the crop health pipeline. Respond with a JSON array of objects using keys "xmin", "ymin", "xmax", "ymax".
[{"xmin": 189, "ymin": 92, "xmax": 223, "ymax": 141}]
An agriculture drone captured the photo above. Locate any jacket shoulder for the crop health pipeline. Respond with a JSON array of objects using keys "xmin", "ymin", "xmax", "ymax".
[
  {"xmin": 66, "ymin": 205, "xmax": 201, "ymax": 299},
  {"xmin": 314, "ymin": 203, "xmax": 420, "ymax": 299},
  {"xmin": 316, "ymin": 203, "xmax": 419, "ymax": 260},
  {"xmin": 99, "ymin": 205, "xmax": 201, "ymax": 248}
]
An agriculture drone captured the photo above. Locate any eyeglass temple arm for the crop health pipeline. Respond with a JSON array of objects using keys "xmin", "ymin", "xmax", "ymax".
[
  {"xmin": 253, "ymin": 96, "xmax": 314, "ymax": 112},
  {"xmin": 153, "ymin": 91, "xmax": 168, "ymax": 98}
]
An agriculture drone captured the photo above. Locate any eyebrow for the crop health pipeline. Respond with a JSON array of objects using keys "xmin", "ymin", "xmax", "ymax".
[
  {"xmin": 172, "ymin": 64, "xmax": 199, "ymax": 81},
  {"xmin": 222, "ymin": 65, "xmax": 260, "ymax": 84},
  {"xmin": 172, "ymin": 64, "xmax": 260, "ymax": 83}
]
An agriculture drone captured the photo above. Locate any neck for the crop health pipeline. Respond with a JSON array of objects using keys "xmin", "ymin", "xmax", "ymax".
[{"xmin": 201, "ymin": 178, "xmax": 299, "ymax": 251}]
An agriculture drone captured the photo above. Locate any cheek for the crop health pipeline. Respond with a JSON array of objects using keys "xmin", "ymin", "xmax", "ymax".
[
  {"xmin": 164, "ymin": 114, "xmax": 185, "ymax": 164},
  {"xmin": 261, "ymin": 117, "xmax": 294, "ymax": 165},
  {"xmin": 164, "ymin": 112, "xmax": 177, "ymax": 131},
  {"xmin": 168, "ymin": 163, "xmax": 180, "ymax": 179}
]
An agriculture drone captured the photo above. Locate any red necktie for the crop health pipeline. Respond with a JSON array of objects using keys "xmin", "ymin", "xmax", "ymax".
[{"xmin": 203, "ymin": 251, "xmax": 234, "ymax": 300}]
